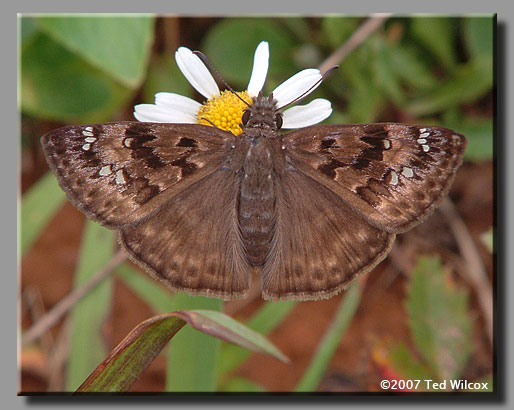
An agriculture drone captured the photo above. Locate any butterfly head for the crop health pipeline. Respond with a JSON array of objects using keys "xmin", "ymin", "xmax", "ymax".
[{"xmin": 241, "ymin": 91, "xmax": 283, "ymax": 137}]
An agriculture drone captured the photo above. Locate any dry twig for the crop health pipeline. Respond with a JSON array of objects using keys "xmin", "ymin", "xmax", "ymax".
[
  {"xmin": 439, "ymin": 197, "xmax": 493, "ymax": 345},
  {"xmin": 22, "ymin": 249, "xmax": 127, "ymax": 348},
  {"xmin": 318, "ymin": 13, "xmax": 392, "ymax": 74}
]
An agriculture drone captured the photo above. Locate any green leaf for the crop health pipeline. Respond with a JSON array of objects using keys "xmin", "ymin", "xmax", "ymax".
[
  {"xmin": 37, "ymin": 15, "xmax": 155, "ymax": 88},
  {"xmin": 77, "ymin": 314, "xmax": 186, "ymax": 392},
  {"xmin": 275, "ymin": 17, "xmax": 312, "ymax": 44},
  {"xmin": 340, "ymin": 48, "xmax": 385, "ymax": 123},
  {"xmin": 447, "ymin": 118, "xmax": 492, "ymax": 161},
  {"xmin": 20, "ymin": 16, "xmax": 38, "ymax": 44},
  {"xmin": 217, "ymin": 300, "xmax": 296, "ymax": 377},
  {"xmin": 388, "ymin": 342, "xmax": 434, "ymax": 382},
  {"xmin": 116, "ymin": 264, "xmax": 176, "ymax": 313},
  {"xmin": 142, "ymin": 54, "xmax": 193, "ymax": 103},
  {"xmin": 202, "ymin": 18, "xmax": 296, "ymax": 89},
  {"xmin": 410, "ymin": 17, "xmax": 456, "ymax": 70},
  {"xmin": 221, "ymin": 377, "xmax": 266, "ymax": 392},
  {"xmin": 20, "ymin": 172, "xmax": 66, "ymax": 255},
  {"xmin": 406, "ymin": 55, "xmax": 493, "ymax": 117},
  {"xmin": 76, "ymin": 310, "xmax": 288, "ymax": 392},
  {"xmin": 164, "ymin": 294, "xmax": 222, "ymax": 392},
  {"xmin": 406, "ymin": 256, "xmax": 473, "ymax": 381},
  {"xmin": 66, "ymin": 221, "xmax": 115, "ymax": 391},
  {"xmin": 21, "ymin": 32, "xmax": 133, "ymax": 122},
  {"xmin": 442, "ymin": 108, "xmax": 493, "ymax": 161},
  {"xmin": 325, "ymin": 110, "xmax": 351, "ymax": 125},
  {"xmin": 320, "ymin": 16, "xmax": 361, "ymax": 50},
  {"xmin": 184, "ymin": 310, "xmax": 289, "ymax": 364},
  {"xmin": 463, "ymin": 16, "xmax": 494, "ymax": 59},
  {"xmin": 388, "ymin": 44, "xmax": 438, "ymax": 91},
  {"xmin": 295, "ymin": 283, "xmax": 362, "ymax": 392},
  {"xmin": 372, "ymin": 38, "xmax": 405, "ymax": 106}
]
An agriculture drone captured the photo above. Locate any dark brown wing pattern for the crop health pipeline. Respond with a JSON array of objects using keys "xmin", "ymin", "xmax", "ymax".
[
  {"xmin": 41, "ymin": 122, "xmax": 235, "ymax": 228},
  {"xmin": 282, "ymin": 123, "xmax": 467, "ymax": 233}
]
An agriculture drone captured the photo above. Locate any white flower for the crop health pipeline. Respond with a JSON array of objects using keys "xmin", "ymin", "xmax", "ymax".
[{"xmin": 134, "ymin": 41, "xmax": 332, "ymax": 132}]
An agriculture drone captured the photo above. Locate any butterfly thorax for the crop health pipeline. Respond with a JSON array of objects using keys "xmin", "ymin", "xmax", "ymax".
[{"xmin": 241, "ymin": 92, "xmax": 279, "ymax": 139}]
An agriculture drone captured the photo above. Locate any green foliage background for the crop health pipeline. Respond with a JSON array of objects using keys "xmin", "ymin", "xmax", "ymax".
[{"xmin": 20, "ymin": 15, "xmax": 494, "ymax": 392}]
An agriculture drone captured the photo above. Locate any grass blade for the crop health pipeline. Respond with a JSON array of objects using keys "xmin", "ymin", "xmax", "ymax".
[
  {"xmin": 116, "ymin": 264, "xmax": 176, "ymax": 313},
  {"xmin": 164, "ymin": 294, "xmax": 222, "ymax": 392},
  {"xmin": 77, "ymin": 310, "xmax": 288, "ymax": 392},
  {"xmin": 77, "ymin": 314, "xmax": 186, "ymax": 392},
  {"xmin": 185, "ymin": 310, "xmax": 289, "ymax": 364},
  {"xmin": 221, "ymin": 377, "xmax": 266, "ymax": 392},
  {"xmin": 65, "ymin": 220, "xmax": 115, "ymax": 391},
  {"xmin": 294, "ymin": 282, "xmax": 362, "ymax": 392},
  {"xmin": 20, "ymin": 172, "xmax": 66, "ymax": 255},
  {"xmin": 217, "ymin": 300, "xmax": 296, "ymax": 376}
]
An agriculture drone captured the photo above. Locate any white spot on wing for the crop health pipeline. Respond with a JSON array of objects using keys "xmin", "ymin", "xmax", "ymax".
[
  {"xmin": 402, "ymin": 167, "xmax": 414, "ymax": 178},
  {"xmin": 422, "ymin": 144, "xmax": 430, "ymax": 152},
  {"xmin": 417, "ymin": 138, "xmax": 427, "ymax": 144},
  {"xmin": 390, "ymin": 170, "xmax": 398, "ymax": 185},
  {"xmin": 420, "ymin": 132, "xmax": 430, "ymax": 138},
  {"xmin": 419, "ymin": 128, "xmax": 427, "ymax": 133},
  {"xmin": 383, "ymin": 139, "xmax": 391, "ymax": 149},
  {"xmin": 85, "ymin": 137, "xmax": 97, "ymax": 143},
  {"xmin": 82, "ymin": 127, "xmax": 94, "ymax": 137},
  {"xmin": 115, "ymin": 169, "xmax": 126, "ymax": 184},
  {"xmin": 99, "ymin": 165, "xmax": 112, "ymax": 176},
  {"xmin": 123, "ymin": 138, "xmax": 134, "ymax": 148},
  {"xmin": 82, "ymin": 143, "xmax": 91, "ymax": 151}
]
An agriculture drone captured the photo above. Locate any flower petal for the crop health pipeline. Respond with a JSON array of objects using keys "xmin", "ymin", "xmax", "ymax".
[
  {"xmin": 175, "ymin": 47, "xmax": 220, "ymax": 99},
  {"xmin": 247, "ymin": 41, "xmax": 269, "ymax": 97},
  {"xmin": 281, "ymin": 98, "xmax": 332, "ymax": 129},
  {"xmin": 272, "ymin": 68, "xmax": 323, "ymax": 108},
  {"xmin": 134, "ymin": 103, "xmax": 197, "ymax": 123},
  {"xmin": 154, "ymin": 92, "xmax": 202, "ymax": 113}
]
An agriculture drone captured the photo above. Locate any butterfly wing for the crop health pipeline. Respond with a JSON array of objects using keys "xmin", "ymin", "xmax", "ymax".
[
  {"xmin": 262, "ymin": 168, "xmax": 395, "ymax": 301},
  {"xmin": 120, "ymin": 168, "xmax": 251, "ymax": 300},
  {"xmin": 41, "ymin": 122, "xmax": 235, "ymax": 228},
  {"xmin": 282, "ymin": 123, "xmax": 466, "ymax": 233}
]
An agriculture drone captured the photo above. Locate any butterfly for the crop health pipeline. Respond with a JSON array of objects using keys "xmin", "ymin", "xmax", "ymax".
[{"xmin": 41, "ymin": 85, "xmax": 466, "ymax": 301}]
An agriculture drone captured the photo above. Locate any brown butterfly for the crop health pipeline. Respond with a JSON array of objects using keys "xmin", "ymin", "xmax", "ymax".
[{"xmin": 41, "ymin": 88, "xmax": 466, "ymax": 301}]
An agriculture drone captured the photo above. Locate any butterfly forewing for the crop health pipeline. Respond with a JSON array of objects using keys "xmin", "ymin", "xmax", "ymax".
[
  {"xmin": 41, "ymin": 122, "xmax": 235, "ymax": 228},
  {"xmin": 283, "ymin": 123, "xmax": 467, "ymax": 233}
]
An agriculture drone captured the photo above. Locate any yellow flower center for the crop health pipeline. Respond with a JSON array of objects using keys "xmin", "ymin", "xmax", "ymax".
[{"xmin": 196, "ymin": 90, "xmax": 252, "ymax": 136}]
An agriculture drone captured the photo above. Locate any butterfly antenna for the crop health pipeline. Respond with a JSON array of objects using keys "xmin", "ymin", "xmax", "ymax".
[
  {"xmin": 276, "ymin": 66, "xmax": 339, "ymax": 111},
  {"xmin": 194, "ymin": 51, "xmax": 251, "ymax": 107}
]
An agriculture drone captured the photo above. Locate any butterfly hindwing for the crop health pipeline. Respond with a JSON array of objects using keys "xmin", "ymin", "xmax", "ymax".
[
  {"xmin": 262, "ymin": 168, "xmax": 395, "ymax": 301},
  {"xmin": 120, "ymin": 168, "xmax": 251, "ymax": 300},
  {"xmin": 41, "ymin": 122, "xmax": 235, "ymax": 228},
  {"xmin": 282, "ymin": 123, "xmax": 467, "ymax": 233}
]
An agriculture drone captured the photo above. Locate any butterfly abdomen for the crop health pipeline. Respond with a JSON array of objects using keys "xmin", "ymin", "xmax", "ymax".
[{"xmin": 238, "ymin": 139, "xmax": 276, "ymax": 266}]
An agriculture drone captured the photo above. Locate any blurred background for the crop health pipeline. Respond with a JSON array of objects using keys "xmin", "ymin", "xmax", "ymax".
[{"xmin": 19, "ymin": 15, "xmax": 494, "ymax": 393}]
